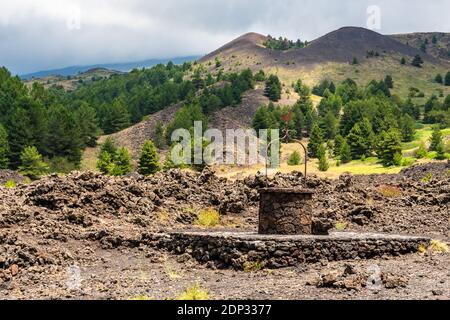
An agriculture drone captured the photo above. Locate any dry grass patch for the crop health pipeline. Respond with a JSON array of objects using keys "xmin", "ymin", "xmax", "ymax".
[
  {"xmin": 334, "ymin": 222, "xmax": 348, "ymax": 232},
  {"xmin": 378, "ymin": 185, "xmax": 403, "ymax": 198},
  {"xmin": 428, "ymin": 240, "xmax": 449, "ymax": 254},
  {"xmin": 243, "ymin": 261, "xmax": 264, "ymax": 273},
  {"xmin": 177, "ymin": 283, "xmax": 210, "ymax": 300}
]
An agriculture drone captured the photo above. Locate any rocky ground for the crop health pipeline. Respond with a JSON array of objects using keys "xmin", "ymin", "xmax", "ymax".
[{"xmin": 0, "ymin": 162, "xmax": 449, "ymax": 300}]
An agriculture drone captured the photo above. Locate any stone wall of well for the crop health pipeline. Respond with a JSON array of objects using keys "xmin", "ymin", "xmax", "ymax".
[
  {"xmin": 156, "ymin": 232, "xmax": 430, "ymax": 270},
  {"xmin": 259, "ymin": 188, "xmax": 314, "ymax": 235}
]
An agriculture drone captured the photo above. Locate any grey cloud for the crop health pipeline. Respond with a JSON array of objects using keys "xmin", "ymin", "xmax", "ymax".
[{"xmin": 1, "ymin": 0, "xmax": 449, "ymax": 75}]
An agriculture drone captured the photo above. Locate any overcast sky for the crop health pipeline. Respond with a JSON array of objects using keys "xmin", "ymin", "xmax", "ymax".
[{"xmin": 1, "ymin": 0, "xmax": 449, "ymax": 75}]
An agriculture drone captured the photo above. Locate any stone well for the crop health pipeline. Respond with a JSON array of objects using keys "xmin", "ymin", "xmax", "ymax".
[{"xmin": 258, "ymin": 188, "xmax": 314, "ymax": 235}]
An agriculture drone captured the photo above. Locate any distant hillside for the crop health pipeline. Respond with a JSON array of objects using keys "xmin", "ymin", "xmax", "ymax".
[
  {"xmin": 199, "ymin": 27, "xmax": 450, "ymax": 99},
  {"xmin": 21, "ymin": 56, "xmax": 200, "ymax": 80},
  {"xmin": 389, "ymin": 32, "xmax": 450, "ymax": 63},
  {"xmin": 24, "ymin": 68, "xmax": 122, "ymax": 91}
]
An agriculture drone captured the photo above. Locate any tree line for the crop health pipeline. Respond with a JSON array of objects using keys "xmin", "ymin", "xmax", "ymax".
[{"xmin": 253, "ymin": 76, "xmax": 449, "ymax": 170}]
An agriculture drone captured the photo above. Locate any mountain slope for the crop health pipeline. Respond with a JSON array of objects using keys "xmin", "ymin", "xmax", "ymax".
[
  {"xmin": 198, "ymin": 27, "xmax": 449, "ymax": 98},
  {"xmin": 389, "ymin": 32, "xmax": 450, "ymax": 63},
  {"xmin": 21, "ymin": 56, "xmax": 200, "ymax": 80},
  {"xmin": 200, "ymin": 27, "xmax": 437, "ymax": 70}
]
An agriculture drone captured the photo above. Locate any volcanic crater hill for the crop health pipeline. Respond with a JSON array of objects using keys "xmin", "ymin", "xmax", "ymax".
[{"xmin": 200, "ymin": 27, "xmax": 439, "ymax": 70}]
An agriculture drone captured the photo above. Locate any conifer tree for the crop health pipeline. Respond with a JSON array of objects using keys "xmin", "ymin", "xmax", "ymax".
[
  {"xmin": 264, "ymin": 75, "xmax": 282, "ymax": 101},
  {"xmin": 109, "ymin": 147, "xmax": 133, "ymax": 176},
  {"xmin": 411, "ymin": 55, "xmax": 424, "ymax": 68},
  {"xmin": 317, "ymin": 144, "xmax": 329, "ymax": 172},
  {"xmin": 384, "ymin": 75, "xmax": 394, "ymax": 89},
  {"xmin": 103, "ymin": 99, "xmax": 131, "ymax": 134},
  {"xmin": 340, "ymin": 140, "xmax": 352, "ymax": 164},
  {"xmin": 308, "ymin": 123, "xmax": 323, "ymax": 158},
  {"xmin": 138, "ymin": 140, "xmax": 161, "ymax": 175},
  {"xmin": 333, "ymin": 134, "xmax": 344, "ymax": 157},
  {"xmin": 76, "ymin": 103, "xmax": 99, "ymax": 147},
  {"xmin": 429, "ymin": 126, "xmax": 443, "ymax": 151},
  {"xmin": 400, "ymin": 114, "xmax": 416, "ymax": 142},
  {"xmin": 0, "ymin": 124, "xmax": 10, "ymax": 169},
  {"xmin": 377, "ymin": 129, "xmax": 402, "ymax": 167},
  {"xmin": 445, "ymin": 71, "xmax": 450, "ymax": 86},
  {"xmin": 18, "ymin": 146, "xmax": 49, "ymax": 180}
]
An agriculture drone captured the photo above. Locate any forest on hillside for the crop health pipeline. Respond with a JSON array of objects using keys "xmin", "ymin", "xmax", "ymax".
[{"xmin": 0, "ymin": 60, "xmax": 449, "ymax": 178}]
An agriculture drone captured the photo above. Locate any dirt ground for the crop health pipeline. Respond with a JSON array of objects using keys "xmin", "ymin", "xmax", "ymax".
[
  {"xmin": 1, "ymin": 241, "xmax": 448, "ymax": 300},
  {"xmin": 0, "ymin": 162, "xmax": 449, "ymax": 300}
]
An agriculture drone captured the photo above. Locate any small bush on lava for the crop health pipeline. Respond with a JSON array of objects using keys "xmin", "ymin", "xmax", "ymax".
[
  {"xmin": 177, "ymin": 283, "xmax": 209, "ymax": 300},
  {"xmin": 4, "ymin": 179, "xmax": 16, "ymax": 188},
  {"xmin": 243, "ymin": 261, "xmax": 264, "ymax": 272},
  {"xmin": 428, "ymin": 240, "xmax": 449, "ymax": 254},
  {"xmin": 378, "ymin": 185, "xmax": 402, "ymax": 198},
  {"xmin": 334, "ymin": 222, "xmax": 348, "ymax": 232},
  {"xmin": 196, "ymin": 208, "xmax": 220, "ymax": 227},
  {"xmin": 421, "ymin": 173, "xmax": 433, "ymax": 183}
]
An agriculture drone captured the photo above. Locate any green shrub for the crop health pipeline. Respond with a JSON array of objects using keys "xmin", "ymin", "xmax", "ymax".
[
  {"xmin": 421, "ymin": 173, "xmax": 433, "ymax": 183},
  {"xmin": 287, "ymin": 151, "xmax": 301, "ymax": 166},
  {"xmin": 243, "ymin": 261, "xmax": 264, "ymax": 272},
  {"xmin": 4, "ymin": 179, "xmax": 16, "ymax": 188},
  {"xmin": 196, "ymin": 208, "xmax": 220, "ymax": 227},
  {"xmin": 401, "ymin": 157, "xmax": 416, "ymax": 167},
  {"xmin": 415, "ymin": 142, "xmax": 427, "ymax": 159},
  {"xmin": 18, "ymin": 146, "xmax": 49, "ymax": 180}
]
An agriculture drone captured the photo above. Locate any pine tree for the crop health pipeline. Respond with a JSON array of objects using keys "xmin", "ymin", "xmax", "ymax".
[
  {"xmin": 435, "ymin": 141, "xmax": 446, "ymax": 160},
  {"xmin": 138, "ymin": 140, "xmax": 161, "ymax": 175},
  {"xmin": 101, "ymin": 137, "xmax": 118, "ymax": 155},
  {"xmin": 411, "ymin": 55, "xmax": 424, "ymax": 68},
  {"xmin": 45, "ymin": 104, "xmax": 83, "ymax": 164},
  {"xmin": 435, "ymin": 74, "xmax": 443, "ymax": 84},
  {"xmin": 109, "ymin": 147, "xmax": 133, "ymax": 176},
  {"xmin": 400, "ymin": 57, "xmax": 406, "ymax": 65},
  {"xmin": 0, "ymin": 124, "xmax": 10, "ymax": 169},
  {"xmin": 384, "ymin": 75, "xmax": 394, "ymax": 89},
  {"xmin": 400, "ymin": 114, "xmax": 416, "ymax": 142},
  {"xmin": 264, "ymin": 75, "xmax": 282, "ymax": 101},
  {"xmin": 76, "ymin": 103, "xmax": 99, "ymax": 147},
  {"xmin": 377, "ymin": 129, "xmax": 402, "ymax": 167},
  {"xmin": 346, "ymin": 122, "xmax": 372, "ymax": 159},
  {"xmin": 317, "ymin": 145, "xmax": 329, "ymax": 172},
  {"xmin": 96, "ymin": 151, "xmax": 113, "ymax": 174},
  {"xmin": 445, "ymin": 72, "xmax": 450, "ymax": 86},
  {"xmin": 334, "ymin": 134, "xmax": 344, "ymax": 157},
  {"xmin": 321, "ymin": 111, "xmax": 338, "ymax": 140},
  {"xmin": 308, "ymin": 123, "xmax": 323, "ymax": 158},
  {"xmin": 5, "ymin": 107, "xmax": 33, "ymax": 168},
  {"xmin": 340, "ymin": 140, "xmax": 352, "ymax": 163},
  {"xmin": 103, "ymin": 99, "xmax": 131, "ymax": 134},
  {"xmin": 429, "ymin": 126, "xmax": 443, "ymax": 151},
  {"xmin": 18, "ymin": 146, "xmax": 49, "ymax": 180},
  {"xmin": 153, "ymin": 122, "xmax": 165, "ymax": 149},
  {"xmin": 415, "ymin": 142, "xmax": 427, "ymax": 159}
]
